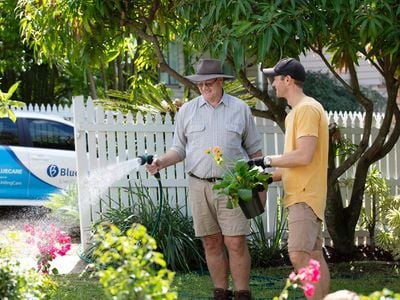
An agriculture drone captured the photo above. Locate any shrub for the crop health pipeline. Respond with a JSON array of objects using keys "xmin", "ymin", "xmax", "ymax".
[
  {"xmin": 376, "ymin": 195, "xmax": 400, "ymax": 260},
  {"xmin": 248, "ymin": 204, "xmax": 288, "ymax": 267},
  {"xmin": 45, "ymin": 184, "xmax": 80, "ymax": 226},
  {"xmin": 0, "ymin": 235, "xmax": 57, "ymax": 299},
  {"xmin": 92, "ymin": 223, "xmax": 177, "ymax": 299},
  {"xmin": 84, "ymin": 180, "xmax": 205, "ymax": 272},
  {"xmin": 360, "ymin": 166, "xmax": 392, "ymax": 246}
]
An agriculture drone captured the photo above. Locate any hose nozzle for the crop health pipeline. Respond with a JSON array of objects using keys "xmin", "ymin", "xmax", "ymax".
[
  {"xmin": 138, "ymin": 153, "xmax": 154, "ymax": 165},
  {"xmin": 138, "ymin": 153, "xmax": 160, "ymax": 179}
]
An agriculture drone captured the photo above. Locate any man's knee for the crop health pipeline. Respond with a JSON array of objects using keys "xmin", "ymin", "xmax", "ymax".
[
  {"xmin": 224, "ymin": 236, "xmax": 247, "ymax": 254},
  {"xmin": 289, "ymin": 251, "xmax": 310, "ymax": 270},
  {"xmin": 203, "ymin": 233, "xmax": 224, "ymax": 253}
]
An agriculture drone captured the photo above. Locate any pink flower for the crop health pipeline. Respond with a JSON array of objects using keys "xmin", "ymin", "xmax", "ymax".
[
  {"xmin": 289, "ymin": 271, "xmax": 297, "ymax": 282},
  {"xmin": 278, "ymin": 259, "xmax": 321, "ymax": 300},
  {"xmin": 24, "ymin": 223, "xmax": 72, "ymax": 274},
  {"xmin": 303, "ymin": 283, "xmax": 315, "ymax": 298}
]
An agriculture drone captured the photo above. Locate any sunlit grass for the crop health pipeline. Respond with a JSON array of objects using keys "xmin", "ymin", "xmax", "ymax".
[{"xmin": 52, "ymin": 262, "xmax": 400, "ymax": 299}]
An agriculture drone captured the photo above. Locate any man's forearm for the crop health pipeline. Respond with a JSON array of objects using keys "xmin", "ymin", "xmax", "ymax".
[{"xmin": 158, "ymin": 149, "xmax": 183, "ymax": 169}]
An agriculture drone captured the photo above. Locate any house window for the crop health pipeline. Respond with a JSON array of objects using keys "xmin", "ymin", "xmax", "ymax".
[{"xmin": 159, "ymin": 42, "xmax": 179, "ymax": 85}]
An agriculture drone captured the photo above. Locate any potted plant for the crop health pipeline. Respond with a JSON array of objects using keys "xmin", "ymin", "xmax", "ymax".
[{"xmin": 205, "ymin": 147, "xmax": 271, "ymax": 218}]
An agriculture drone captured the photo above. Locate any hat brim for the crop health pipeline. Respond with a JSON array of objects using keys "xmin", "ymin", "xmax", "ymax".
[
  {"xmin": 262, "ymin": 67, "xmax": 278, "ymax": 77},
  {"xmin": 185, "ymin": 74, "xmax": 234, "ymax": 82}
]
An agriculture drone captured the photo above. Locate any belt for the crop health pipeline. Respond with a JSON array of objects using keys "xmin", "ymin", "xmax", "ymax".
[{"xmin": 188, "ymin": 172, "xmax": 222, "ymax": 183}]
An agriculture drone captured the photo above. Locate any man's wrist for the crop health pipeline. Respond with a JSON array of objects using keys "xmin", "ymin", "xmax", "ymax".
[{"xmin": 263, "ymin": 156, "xmax": 272, "ymax": 168}]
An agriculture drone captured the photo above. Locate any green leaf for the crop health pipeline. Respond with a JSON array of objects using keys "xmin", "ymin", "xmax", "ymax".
[
  {"xmin": 238, "ymin": 188, "xmax": 252, "ymax": 202},
  {"xmin": 226, "ymin": 199, "xmax": 233, "ymax": 209},
  {"xmin": 106, "ymin": 50, "xmax": 121, "ymax": 63}
]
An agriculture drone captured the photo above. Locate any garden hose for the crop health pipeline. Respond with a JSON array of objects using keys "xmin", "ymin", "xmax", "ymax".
[
  {"xmin": 151, "ymin": 174, "xmax": 163, "ymax": 237},
  {"xmin": 137, "ymin": 153, "xmax": 163, "ymax": 237}
]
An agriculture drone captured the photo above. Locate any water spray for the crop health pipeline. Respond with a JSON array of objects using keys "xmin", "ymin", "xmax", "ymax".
[{"xmin": 138, "ymin": 153, "xmax": 163, "ymax": 237}]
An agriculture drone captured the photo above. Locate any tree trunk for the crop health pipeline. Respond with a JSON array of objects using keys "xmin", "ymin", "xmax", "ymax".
[
  {"xmin": 326, "ymin": 156, "xmax": 370, "ymax": 256},
  {"xmin": 86, "ymin": 69, "xmax": 98, "ymax": 99},
  {"xmin": 325, "ymin": 178, "xmax": 356, "ymax": 256},
  {"xmin": 325, "ymin": 123, "xmax": 357, "ymax": 256}
]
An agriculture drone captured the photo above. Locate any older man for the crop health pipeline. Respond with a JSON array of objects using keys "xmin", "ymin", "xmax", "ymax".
[{"xmin": 146, "ymin": 59, "xmax": 262, "ymax": 300}]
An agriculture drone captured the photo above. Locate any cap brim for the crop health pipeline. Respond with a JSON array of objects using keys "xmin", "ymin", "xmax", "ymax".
[
  {"xmin": 185, "ymin": 74, "xmax": 234, "ymax": 82},
  {"xmin": 262, "ymin": 67, "xmax": 278, "ymax": 77}
]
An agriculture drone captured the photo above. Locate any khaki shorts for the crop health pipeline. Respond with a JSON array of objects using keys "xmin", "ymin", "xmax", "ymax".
[
  {"xmin": 287, "ymin": 202, "xmax": 323, "ymax": 253},
  {"xmin": 188, "ymin": 176, "xmax": 250, "ymax": 237}
]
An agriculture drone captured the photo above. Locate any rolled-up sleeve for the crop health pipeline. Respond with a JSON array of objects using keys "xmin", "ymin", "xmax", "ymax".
[
  {"xmin": 241, "ymin": 105, "xmax": 261, "ymax": 156},
  {"xmin": 170, "ymin": 106, "xmax": 187, "ymax": 159}
]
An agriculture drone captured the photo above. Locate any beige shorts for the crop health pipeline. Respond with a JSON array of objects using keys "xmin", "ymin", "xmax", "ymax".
[
  {"xmin": 287, "ymin": 202, "xmax": 323, "ymax": 253},
  {"xmin": 188, "ymin": 176, "xmax": 250, "ymax": 237}
]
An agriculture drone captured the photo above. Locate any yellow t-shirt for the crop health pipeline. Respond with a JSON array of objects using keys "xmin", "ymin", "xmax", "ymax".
[{"xmin": 282, "ymin": 96, "xmax": 329, "ymax": 221}]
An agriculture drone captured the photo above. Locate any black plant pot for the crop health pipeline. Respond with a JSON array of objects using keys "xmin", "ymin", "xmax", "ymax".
[{"xmin": 238, "ymin": 189, "xmax": 265, "ymax": 219}]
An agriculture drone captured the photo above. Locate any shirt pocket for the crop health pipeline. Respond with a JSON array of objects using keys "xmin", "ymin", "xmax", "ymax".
[
  {"xmin": 224, "ymin": 124, "xmax": 243, "ymax": 148},
  {"xmin": 187, "ymin": 123, "xmax": 205, "ymax": 146}
]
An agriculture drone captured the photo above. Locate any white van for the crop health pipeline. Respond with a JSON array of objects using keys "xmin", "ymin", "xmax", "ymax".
[{"xmin": 0, "ymin": 112, "xmax": 76, "ymax": 205}]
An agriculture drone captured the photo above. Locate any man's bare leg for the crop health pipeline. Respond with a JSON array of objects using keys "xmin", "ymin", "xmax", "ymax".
[
  {"xmin": 289, "ymin": 250, "xmax": 330, "ymax": 299},
  {"xmin": 203, "ymin": 232, "xmax": 229, "ymax": 289}
]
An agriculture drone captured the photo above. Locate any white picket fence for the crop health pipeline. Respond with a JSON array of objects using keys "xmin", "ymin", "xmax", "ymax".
[
  {"xmin": 12, "ymin": 102, "xmax": 74, "ymax": 121},
  {"xmin": 66, "ymin": 96, "xmax": 400, "ymax": 247},
  {"xmin": 13, "ymin": 97, "xmax": 399, "ymax": 247}
]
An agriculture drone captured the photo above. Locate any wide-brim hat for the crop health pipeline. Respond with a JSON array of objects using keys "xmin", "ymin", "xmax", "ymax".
[{"xmin": 185, "ymin": 59, "xmax": 234, "ymax": 82}]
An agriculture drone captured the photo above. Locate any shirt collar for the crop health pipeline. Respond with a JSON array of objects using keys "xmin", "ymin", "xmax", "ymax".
[{"xmin": 199, "ymin": 90, "xmax": 229, "ymax": 107}]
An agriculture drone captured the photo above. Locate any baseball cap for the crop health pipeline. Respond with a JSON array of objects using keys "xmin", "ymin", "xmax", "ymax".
[{"xmin": 262, "ymin": 58, "xmax": 306, "ymax": 82}]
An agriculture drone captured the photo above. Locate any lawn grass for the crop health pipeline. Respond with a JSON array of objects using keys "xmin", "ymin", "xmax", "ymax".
[{"xmin": 52, "ymin": 261, "xmax": 400, "ymax": 299}]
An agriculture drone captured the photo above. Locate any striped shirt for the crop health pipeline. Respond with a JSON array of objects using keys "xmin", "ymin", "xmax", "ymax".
[{"xmin": 171, "ymin": 92, "xmax": 261, "ymax": 178}]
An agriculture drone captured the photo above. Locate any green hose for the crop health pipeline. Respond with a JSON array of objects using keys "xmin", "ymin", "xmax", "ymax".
[{"xmin": 151, "ymin": 176, "xmax": 163, "ymax": 237}]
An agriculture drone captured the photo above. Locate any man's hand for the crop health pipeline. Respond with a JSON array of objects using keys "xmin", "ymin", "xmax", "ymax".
[
  {"xmin": 247, "ymin": 157, "xmax": 266, "ymax": 168},
  {"xmin": 252, "ymin": 173, "xmax": 273, "ymax": 192},
  {"xmin": 145, "ymin": 157, "xmax": 162, "ymax": 176}
]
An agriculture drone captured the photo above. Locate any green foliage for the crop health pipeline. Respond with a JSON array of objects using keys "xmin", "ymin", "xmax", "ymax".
[
  {"xmin": 96, "ymin": 81, "xmax": 179, "ymax": 117},
  {"xmin": 84, "ymin": 180, "xmax": 204, "ymax": 272},
  {"xmin": 304, "ymin": 72, "xmax": 361, "ymax": 112},
  {"xmin": 207, "ymin": 147, "xmax": 271, "ymax": 208},
  {"xmin": 0, "ymin": 0, "xmax": 26, "ymax": 74},
  {"xmin": 333, "ymin": 137, "xmax": 358, "ymax": 166},
  {"xmin": 45, "ymin": 184, "xmax": 80, "ymax": 226},
  {"xmin": 360, "ymin": 289, "xmax": 400, "ymax": 299},
  {"xmin": 213, "ymin": 159, "xmax": 270, "ymax": 208},
  {"xmin": 0, "ymin": 236, "xmax": 58, "ymax": 299},
  {"xmin": 376, "ymin": 195, "xmax": 400, "ymax": 259},
  {"xmin": 16, "ymin": 0, "xmax": 182, "ymax": 101},
  {"xmin": 0, "ymin": 1, "xmax": 73, "ymax": 104},
  {"xmin": 357, "ymin": 166, "xmax": 394, "ymax": 247},
  {"xmin": 304, "ymin": 72, "xmax": 387, "ymax": 112},
  {"xmin": 92, "ymin": 223, "xmax": 177, "ymax": 299},
  {"xmin": 0, "ymin": 82, "xmax": 25, "ymax": 122},
  {"xmin": 248, "ymin": 203, "xmax": 288, "ymax": 268}
]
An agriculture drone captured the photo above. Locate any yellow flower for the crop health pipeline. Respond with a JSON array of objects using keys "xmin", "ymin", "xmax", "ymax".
[
  {"xmin": 213, "ymin": 146, "xmax": 221, "ymax": 155},
  {"xmin": 204, "ymin": 147, "xmax": 211, "ymax": 154},
  {"xmin": 216, "ymin": 157, "xmax": 224, "ymax": 165}
]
